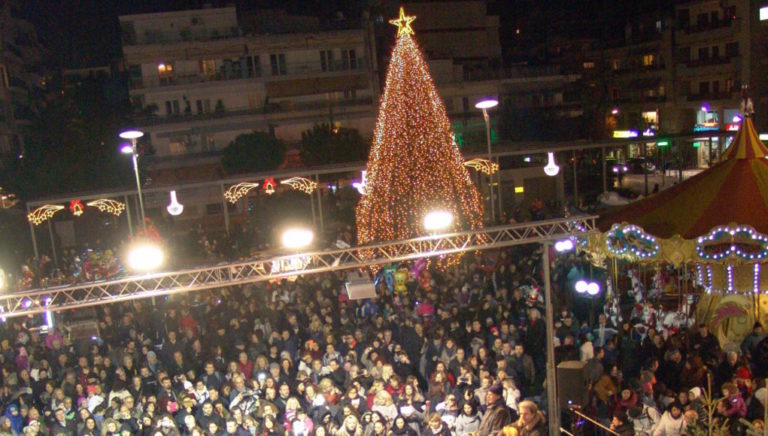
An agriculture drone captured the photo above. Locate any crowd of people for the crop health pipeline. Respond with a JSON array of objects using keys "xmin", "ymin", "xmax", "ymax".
[{"xmin": 0, "ymin": 235, "xmax": 763, "ymax": 436}]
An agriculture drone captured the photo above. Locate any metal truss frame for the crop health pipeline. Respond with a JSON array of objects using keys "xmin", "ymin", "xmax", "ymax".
[{"xmin": 0, "ymin": 216, "xmax": 596, "ymax": 318}]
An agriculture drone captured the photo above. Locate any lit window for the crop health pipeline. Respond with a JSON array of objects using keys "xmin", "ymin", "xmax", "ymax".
[
  {"xmin": 643, "ymin": 54, "xmax": 654, "ymax": 66},
  {"xmin": 158, "ymin": 63, "xmax": 174, "ymax": 77},
  {"xmin": 583, "ymin": 62, "xmax": 595, "ymax": 69}
]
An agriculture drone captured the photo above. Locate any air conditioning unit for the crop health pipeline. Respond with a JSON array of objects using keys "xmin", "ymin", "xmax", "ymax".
[{"xmin": 345, "ymin": 271, "xmax": 376, "ymax": 300}]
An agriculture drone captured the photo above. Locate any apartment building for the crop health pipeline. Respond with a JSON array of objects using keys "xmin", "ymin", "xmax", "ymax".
[
  {"xmin": 0, "ymin": 1, "xmax": 42, "ymax": 160},
  {"xmin": 120, "ymin": 7, "xmax": 378, "ymax": 183}
]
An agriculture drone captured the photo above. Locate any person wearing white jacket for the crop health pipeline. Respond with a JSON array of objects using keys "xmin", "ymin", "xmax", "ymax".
[{"xmin": 652, "ymin": 402, "xmax": 685, "ymax": 436}]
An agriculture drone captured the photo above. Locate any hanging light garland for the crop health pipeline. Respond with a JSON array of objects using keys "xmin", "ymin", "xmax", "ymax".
[
  {"xmin": 27, "ymin": 205, "xmax": 65, "ymax": 225},
  {"xmin": 280, "ymin": 177, "xmax": 318, "ymax": 194},
  {"xmin": 86, "ymin": 199, "xmax": 126, "ymax": 216},
  {"xmin": 605, "ymin": 224, "xmax": 660, "ymax": 259},
  {"xmin": 696, "ymin": 225, "xmax": 768, "ymax": 261},
  {"xmin": 224, "ymin": 182, "xmax": 260, "ymax": 204}
]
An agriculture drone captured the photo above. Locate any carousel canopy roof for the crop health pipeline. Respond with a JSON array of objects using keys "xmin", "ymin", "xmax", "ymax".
[{"xmin": 598, "ymin": 116, "xmax": 768, "ymax": 239}]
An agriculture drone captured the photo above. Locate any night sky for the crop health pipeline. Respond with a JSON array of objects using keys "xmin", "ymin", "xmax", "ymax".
[{"xmin": 20, "ymin": 0, "xmax": 671, "ymax": 70}]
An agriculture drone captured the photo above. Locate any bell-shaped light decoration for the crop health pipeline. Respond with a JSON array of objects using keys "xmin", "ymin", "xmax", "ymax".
[
  {"xmin": 166, "ymin": 190, "xmax": 184, "ymax": 216},
  {"xmin": 544, "ymin": 151, "xmax": 560, "ymax": 176}
]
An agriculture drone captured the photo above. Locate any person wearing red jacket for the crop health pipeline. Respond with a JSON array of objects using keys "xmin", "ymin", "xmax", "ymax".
[{"xmin": 721, "ymin": 382, "xmax": 747, "ymax": 419}]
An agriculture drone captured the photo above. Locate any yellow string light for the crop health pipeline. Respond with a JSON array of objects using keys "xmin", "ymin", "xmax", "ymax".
[
  {"xmin": 27, "ymin": 205, "xmax": 65, "ymax": 226},
  {"xmin": 280, "ymin": 177, "xmax": 318, "ymax": 194},
  {"xmin": 224, "ymin": 182, "xmax": 260, "ymax": 204},
  {"xmin": 389, "ymin": 7, "xmax": 416, "ymax": 37},
  {"xmin": 356, "ymin": 9, "xmax": 483, "ymax": 263},
  {"xmin": 86, "ymin": 199, "xmax": 126, "ymax": 216},
  {"xmin": 464, "ymin": 158, "xmax": 499, "ymax": 175}
]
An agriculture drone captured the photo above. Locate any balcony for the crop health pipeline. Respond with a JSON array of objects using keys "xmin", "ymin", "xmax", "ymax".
[
  {"xmin": 684, "ymin": 18, "xmax": 733, "ymax": 34},
  {"xmin": 686, "ymin": 55, "xmax": 737, "ymax": 68},
  {"xmin": 130, "ymin": 58, "xmax": 368, "ymax": 90},
  {"xmin": 686, "ymin": 91, "xmax": 736, "ymax": 102},
  {"xmin": 134, "ymin": 96, "xmax": 374, "ymax": 127}
]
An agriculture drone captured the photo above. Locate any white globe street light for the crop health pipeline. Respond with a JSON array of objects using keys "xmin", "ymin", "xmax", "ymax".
[
  {"xmin": 575, "ymin": 279, "xmax": 601, "ymax": 296},
  {"xmin": 126, "ymin": 242, "xmax": 164, "ymax": 272},
  {"xmin": 119, "ymin": 130, "xmax": 144, "ymax": 140},
  {"xmin": 119, "ymin": 129, "xmax": 146, "ymax": 231},
  {"xmin": 424, "ymin": 210, "xmax": 454, "ymax": 232},
  {"xmin": 282, "ymin": 228, "xmax": 314, "ymax": 250},
  {"xmin": 475, "ymin": 98, "xmax": 499, "ymax": 223},
  {"xmin": 544, "ymin": 151, "xmax": 560, "ymax": 176}
]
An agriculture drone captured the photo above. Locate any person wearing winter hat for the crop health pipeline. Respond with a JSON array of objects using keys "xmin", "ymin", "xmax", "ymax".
[
  {"xmin": 609, "ymin": 410, "xmax": 634, "ymax": 436},
  {"xmin": 477, "ymin": 381, "xmax": 515, "ymax": 436}
]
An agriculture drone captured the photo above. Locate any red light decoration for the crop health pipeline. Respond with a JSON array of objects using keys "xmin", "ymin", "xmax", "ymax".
[
  {"xmin": 69, "ymin": 199, "xmax": 85, "ymax": 217},
  {"xmin": 263, "ymin": 178, "xmax": 276, "ymax": 195}
]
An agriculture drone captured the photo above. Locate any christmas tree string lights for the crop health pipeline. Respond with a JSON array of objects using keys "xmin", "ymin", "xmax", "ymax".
[{"xmin": 356, "ymin": 7, "xmax": 483, "ymax": 252}]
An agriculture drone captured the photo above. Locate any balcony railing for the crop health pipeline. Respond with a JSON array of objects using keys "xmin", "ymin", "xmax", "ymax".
[
  {"xmin": 129, "ymin": 58, "xmax": 367, "ymax": 90},
  {"xmin": 684, "ymin": 18, "xmax": 734, "ymax": 34},
  {"xmin": 685, "ymin": 55, "xmax": 738, "ymax": 68},
  {"xmin": 686, "ymin": 91, "xmax": 736, "ymax": 101},
  {"xmin": 134, "ymin": 96, "xmax": 374, "ymax": 126}
]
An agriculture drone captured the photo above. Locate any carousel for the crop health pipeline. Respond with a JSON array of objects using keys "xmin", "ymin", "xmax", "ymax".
[{"xmin": 585, "ymin": 93, "xmax": 768, "ymax": 347}]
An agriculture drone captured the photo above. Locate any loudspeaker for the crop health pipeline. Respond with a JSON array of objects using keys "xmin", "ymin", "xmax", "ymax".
[
  {"xmin": 557, "ymin": 360, "xmax": 587, "ymax": 409},
  {"xmin": 345, "ymin": 271, "xmax": 376, "ymax": 300}
]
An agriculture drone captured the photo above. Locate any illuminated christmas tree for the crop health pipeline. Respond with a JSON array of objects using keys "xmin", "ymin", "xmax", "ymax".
[{"xmin": 356, "ymin": 7, "xmax": 483, "ymax": 246}]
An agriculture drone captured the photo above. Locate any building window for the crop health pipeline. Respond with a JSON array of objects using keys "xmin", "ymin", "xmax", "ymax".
[
  {"xmin": 343, "ymin": 89, "xmax": 357, "ymax": 99},
  {"xmin": 157, "ymin": 63, "xmax": 173, "ymax": 76},
  {"xmin": 172, "ymin": 100, "xmax": 180, "ymax": 115},
  {"xmin": 169, "ymin": 139, "xmax": 186, "ymax": 154},
  {"xmin": 699, "ymin": 81, "xmax": 709, "ymax": 96},
  {"xmin": 583, "ymin": 61, "xmax": 595, "ymax": 69},
  {"xmin": 698, "ymin": 47, "xmax": 709, "ymax": 61},
  {"xmin": 196, "ymin": 100, "xmax": 203, "ymax": 114},
  {"xmin": 342, "ymin": 49, "xmax": 357, "ymax": 70},
  {"xmin": 320, "ymin": 50, "xmax": 334, "ymax": 72},
  {"xmin": 711, "ymin": 45, "xmax": 719, "ymax": 59},
  {"xmin": 200, "ymin": 60, "xmax": 216, "ymax": 78},
  {"xmin": 270, "ymin": 54, "xmax": 286, "ymax": 76},
  {"xmin": 165, "ymin": 101, "xmax": 172, "ymax": 115},
  {"xmin": 696, "ymin": 13, "xmax": 708, "ymax": 27},
  {"xmin": 643, "ymin": 54, "xmax": 654, "ymax": 66},
  {"xmin": 611, "ymin": 60, "xmax": 619, "ymax": 71},
  {"xmin": 246, "ymin": 55, "xmax": 260, "ymax": 77},
  {"xmin": 725, "ymin": 42, "xmax": 739, "ymax": 57},
  {"xmin": 712, "ymin": 80, "xmax": 720, "ymax": 95},
  {"xmin": 612, "ymin": 89, "xmax": 620, "ymax": 100},
  {"xmin": 725, "ymin": 79, "xmax": 734, "ymax": 93}
]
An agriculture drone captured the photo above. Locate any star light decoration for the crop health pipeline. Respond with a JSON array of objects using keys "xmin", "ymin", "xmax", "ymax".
[
  {"xmin": 389, "ymin": 6, "xmax": 416, "ymax": 37},
  {"xmin": 27, "ymin": 205, "xmax": 65, "ymax": 226},
  {"xmin": 464, "ymin": 158, "xmax": 499, "ymax": 175},
  {"xmin": 280, "ymin": 177, "xmax": 318, "ymax": 194},
  {"xmin": 86, "ymin": 199, "xmax": 126, "ymax": 217},
  {"xmin": 224, "ymin": 182, "xmax": 260, "ymax": 204}
]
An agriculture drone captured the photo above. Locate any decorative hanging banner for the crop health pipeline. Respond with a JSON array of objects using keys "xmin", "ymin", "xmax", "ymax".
[
  {"xmin": 28, "ymin": 205, "xmax": 65, "ymax": 225},
  {"xmin": 224, "ymin": 182, "xmax": 260, "ymax": 204},
  {"xmin": 280, "ymin": 177, "xmax": 318, "ymax": 194},
  {"xmin": 86, "ymin": 199, "xmax": 126, "ymax": 217}
]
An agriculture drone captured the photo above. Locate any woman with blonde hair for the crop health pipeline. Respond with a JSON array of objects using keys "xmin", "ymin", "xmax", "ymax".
[
  {"xmin": 337, "ymin": 414, "xmax": 363, "ymax": 436},
  {"xmin": 371, "ymin": 390, "xmax": 397, "ymax": 424}
]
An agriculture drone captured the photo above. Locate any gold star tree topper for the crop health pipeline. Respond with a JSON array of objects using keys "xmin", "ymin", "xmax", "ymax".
[{"xmin": 389, "ymin": 7, "xmax": 416, "ymax": 37}]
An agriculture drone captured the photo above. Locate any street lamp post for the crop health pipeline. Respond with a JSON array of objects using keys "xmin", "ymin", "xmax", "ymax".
[
  {"xmin": 120, "ymin": 130, "xmax": 146, "ymax": 230},
  {"xmin": 475, "ymin": 98, "xmax": 498, "ymax": 223}
]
